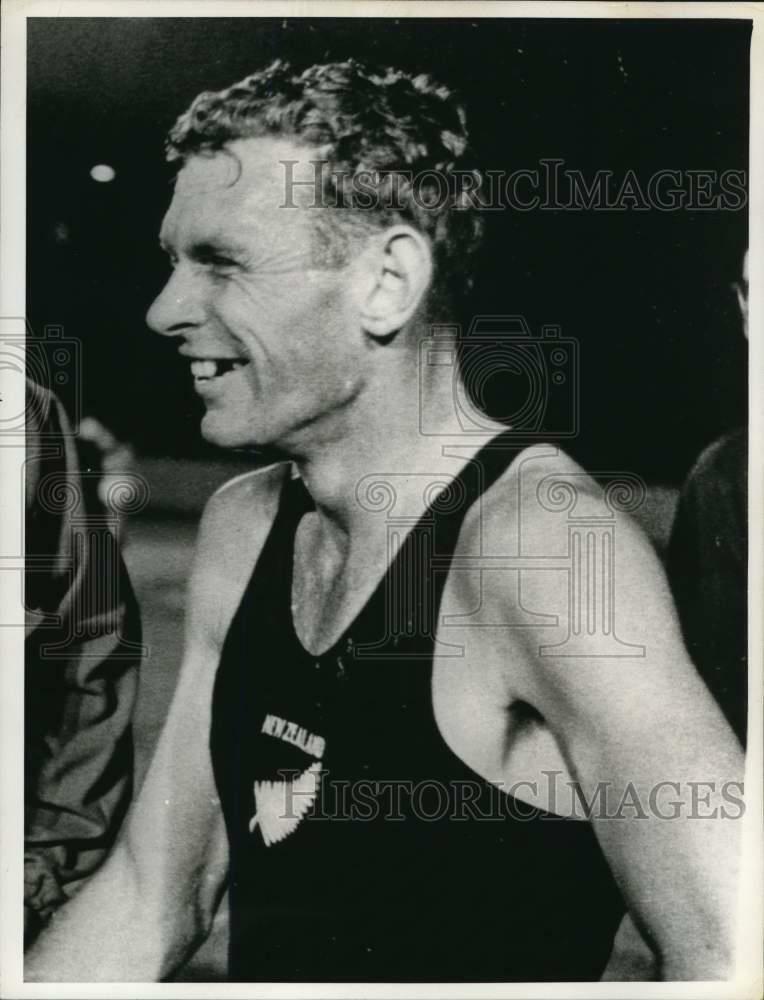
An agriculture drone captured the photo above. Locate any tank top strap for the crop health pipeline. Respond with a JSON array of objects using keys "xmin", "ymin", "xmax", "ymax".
[
  {"xmin": 347, "ymin": 429, "xmax": 523, "ymax": 658},
  {"xmin": 420, "ymin": 429, "xmax": 524, "ymax": 551},
  {"xmin": 243, "ymin": 468, "xmax": 313, "ymax": 611},
  {"xmin": 416, "ymin": 428, "xmax": 522, "ymax": 619},
  {"xmin": 250, "ymin": 434, "xmax": 522, "ymax": 660}
]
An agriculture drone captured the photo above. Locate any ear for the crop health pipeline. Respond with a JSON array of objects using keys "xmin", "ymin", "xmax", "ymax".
[{"xmin": 359, "ymin": 225, "xmax": 433, "ymax": 340}]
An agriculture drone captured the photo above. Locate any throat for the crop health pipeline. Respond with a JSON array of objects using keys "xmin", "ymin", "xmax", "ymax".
[
  {"xmin": 290, "ymin": 513, "xmax": 387, "ymax": 658},
  {"xmin": 290, "ymin": 571, "xmax": 353, "ymax": 659}
]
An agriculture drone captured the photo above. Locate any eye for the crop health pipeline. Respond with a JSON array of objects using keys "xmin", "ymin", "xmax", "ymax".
[{"xmin": 200, "ymin": 251, "xmax": 239, "ymax": 271}]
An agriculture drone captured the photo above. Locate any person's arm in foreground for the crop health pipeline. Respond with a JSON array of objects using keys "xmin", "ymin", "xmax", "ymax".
[
  {"xmin": 25, "ymin": 471, "xmax": 282, "ymax": 981},
  {"xmin": 512, "ymin": 448, "xmax": 744, "ymax": 981},
  {"xmin": 25, "ymin": 385, "xmax": 141, "ymax": 941}
]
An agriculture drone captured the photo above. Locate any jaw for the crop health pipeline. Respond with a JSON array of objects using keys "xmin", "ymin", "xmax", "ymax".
[
  {"xmin": 196, "ymin": 380, "xmax": 349, "ymax": 456},
  {"xmin": 195, "ymin": 344, "xmax": 370, "ymax": 456}
]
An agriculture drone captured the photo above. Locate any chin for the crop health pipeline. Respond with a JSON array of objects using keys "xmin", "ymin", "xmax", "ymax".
[{"xmin": 200, "ymin": 410, "xmax": 264, "ymax": 451}]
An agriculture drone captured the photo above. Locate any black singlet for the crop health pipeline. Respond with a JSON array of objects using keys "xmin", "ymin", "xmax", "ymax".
[{"xmin": 210, "ymin": 435, "xmax": 625, "ymax": 982}]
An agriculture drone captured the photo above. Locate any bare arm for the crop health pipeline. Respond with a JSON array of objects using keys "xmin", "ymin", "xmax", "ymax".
[
  {"xmin": 511, "ymin": 450, "xmax": 743, "ymax": 981},
  {"xmin": 25, "ymin": 465, "xmax": 286, "ymax": 982}
]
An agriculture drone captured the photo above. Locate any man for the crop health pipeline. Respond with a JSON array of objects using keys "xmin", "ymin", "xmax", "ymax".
[
  {"xmin": 668, "ymin": 250, "xmax": 749, "ymax": 745},
  {"xmin": 27, "ymin": 60, "xmax": 743, "ymax": 983},
  {"xmin": 25, "ymin": 379, "xmax": 141, "ymax": 943},
  {"xmin": 668, "ymin": 428, "xmax": 748, "ymax": 744}
]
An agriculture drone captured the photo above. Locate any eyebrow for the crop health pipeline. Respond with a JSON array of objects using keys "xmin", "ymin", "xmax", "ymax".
[{"xmin": 159, "ymin": 236, "xmax": 250, "ymax": 261}]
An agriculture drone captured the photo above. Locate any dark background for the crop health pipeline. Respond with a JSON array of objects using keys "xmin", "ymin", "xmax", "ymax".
[{"xmin": 27, "ymin": 17, "xmax": 750, "ymax": 484}]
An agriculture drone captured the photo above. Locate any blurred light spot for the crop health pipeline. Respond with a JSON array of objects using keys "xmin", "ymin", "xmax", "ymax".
[
  {"xmin": 90, "ymin": 164, "xmax": 115, "ymax": 183},
  {"xmin": 53, "ymin": 222, "xmax": 70, "ymax": 244}
]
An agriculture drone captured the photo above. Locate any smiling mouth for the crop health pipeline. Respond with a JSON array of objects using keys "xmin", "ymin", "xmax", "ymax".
[{"xmin": 189, "ymin": 358, "xmax": 249, "ymax": 382}]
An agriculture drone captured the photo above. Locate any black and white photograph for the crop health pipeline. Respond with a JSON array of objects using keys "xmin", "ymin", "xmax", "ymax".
[{"xmin": 0, "ymin": 3, "xmax": 761, "ymax": 995}]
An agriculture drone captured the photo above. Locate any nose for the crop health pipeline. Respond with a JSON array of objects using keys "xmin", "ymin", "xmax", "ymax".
[{"xmin": 146, "ymin": 264, "xmax": 207, "ymax": 338}]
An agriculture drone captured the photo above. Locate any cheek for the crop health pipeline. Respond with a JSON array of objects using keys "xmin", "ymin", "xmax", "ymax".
[
  {"xmin": 213, "ymin": 275, "xmax": 354, "ymax": 383},
  {"xmin": 214, "ymin": 277, "xmax": 312, "ymax": 342},
  {"xmin": 213, "ymin": 281, "xmax": 282, "ymax": 342}
]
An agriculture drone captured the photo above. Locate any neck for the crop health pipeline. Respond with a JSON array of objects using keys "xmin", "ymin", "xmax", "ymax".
[{"xmin": 289, "ymin": 339, "xmax": 506, "ymax": 540}]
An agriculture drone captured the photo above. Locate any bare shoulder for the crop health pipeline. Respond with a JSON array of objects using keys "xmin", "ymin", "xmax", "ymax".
[
  {"xmin": 199, "ymin": 461, "xmax": 289, "ymax": 554},
  {"xmin": 188, "ymin": 462, "xmax": 291, "ymax": 647},
  {"xmin": 471, "ymin": 444, "xmax": 688, "ymax": 702},
  {"xmin": 481, "ymin": 442, "xmax": 656, "ymax": 563}
]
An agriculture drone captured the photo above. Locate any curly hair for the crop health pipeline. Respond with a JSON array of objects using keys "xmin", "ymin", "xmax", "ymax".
[{"xmin": 166, "ymin": 59, "xmax": 485, "ymax": 305}]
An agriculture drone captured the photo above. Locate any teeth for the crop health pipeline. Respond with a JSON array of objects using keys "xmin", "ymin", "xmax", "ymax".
[
  {"xmin": 189, "ymin": 358, "xmax": 246, "ymax": 379},
  {"xmin": 191, "ymin": 360, "xmax": 218, "ymax": 379}
]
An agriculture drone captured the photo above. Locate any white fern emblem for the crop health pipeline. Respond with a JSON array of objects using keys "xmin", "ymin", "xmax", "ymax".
[{"xmin": 249, "ymin": 761, "xmax": 322, "ymax": 846}]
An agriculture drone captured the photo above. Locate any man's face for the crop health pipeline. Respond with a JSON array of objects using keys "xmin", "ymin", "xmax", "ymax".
[{"xmin": 146, "ymin": 137, "xmax": 362, "ymax": 450}]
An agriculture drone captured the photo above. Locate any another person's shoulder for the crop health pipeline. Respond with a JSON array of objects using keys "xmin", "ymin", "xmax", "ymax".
[
  {"xmin": 682, "ymin": 427, "xmax": 747, "ymax": 505},
  {"xmin": 691, "ymin": 427, "xmax": 747, "ymax": 477},
  {"xmin": 26, "ymin": 377, "xmax": 57, "ymax": 423},
  {"xmin": 672, "ymin": 427, "xmax": 747, "ymax": 553},
  {"xmin": 25, "ymin": 379, "xmax": 75, "ymax": 502},
  {"xmin": 25, "ymin": 378, "xmax": 77, "ymax": 443}
]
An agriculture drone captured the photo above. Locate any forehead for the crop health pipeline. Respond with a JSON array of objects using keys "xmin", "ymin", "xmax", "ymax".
[{"xmin": 160, "ymin": 137, "xmax": 320, "ymax": 250}]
